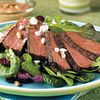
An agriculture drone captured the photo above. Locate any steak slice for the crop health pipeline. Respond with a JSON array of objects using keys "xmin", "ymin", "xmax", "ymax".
[
  {"xmin": 45, "ymin": 31, "xmax": 70, "ymax": 70},
  {"xmin": 3, "ymin": 18, "xmax": 29, "ymax": 51},
  {"xmin": 28, "ymin": 22, "xmax": 47, "ymax": 59},
  {"xmin": 62, "ymin": 41, "xmax": 92, "ymax": 71},
  {"xmin": 60, "ymin": 32, "xmax": 98, "ymax": 60},
  {"xmin": 66, "ymin": 32, "xmax": 100, "ymax": 55}
]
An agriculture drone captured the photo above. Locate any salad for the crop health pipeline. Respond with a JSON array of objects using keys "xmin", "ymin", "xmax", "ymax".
[{"xmin": 0, "ymin": 16, "xmax": 99, "ymax": 87}]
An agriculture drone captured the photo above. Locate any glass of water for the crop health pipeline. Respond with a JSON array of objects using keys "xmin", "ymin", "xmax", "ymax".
[{"xmin": 59, "ymin": 0, "xmax": 91, "ymax": 14}]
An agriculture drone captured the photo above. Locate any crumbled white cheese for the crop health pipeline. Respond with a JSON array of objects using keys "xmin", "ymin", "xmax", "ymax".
[
  {"xmin": 35, "ymin": 24, "xmax": 49, "ymax": 36},
  {"xmin": 16, "ymin": 32, "xmax": 21, "ymax": 39},
  {"xmin": 60, "ymin": 48, "xmax": 67, "ymax": 53},
  {"xmin": 35, "ymin": 30, "xmax": 42, "ymax": 36},
  {"xmin": 34, "ymin": 60, "xmax": 40, "ymax": 64},
  {"xmin": 61, "ymin": 53, "xmax": 66, "ymax": 59},
  {"xmin": 41, "ymin": 37, "xmax": 45, "ymax": 44},
  {"xmin": 52, "ymin": 19, "xmax": 57, "ymax": 24},
  {"xmin": 59, "ymin": 48, "xmax": 67, "ymax": 59},
  {"xmin": 40, "ymin": 24, "xmax": 49, "ymax": 33},
  {"xmin": 54, "ymin": 47, "xmax": 60, "ymax": 53},
  {"xmin": 30, "ymin": 17, "xmax": 38, "ymax": 25},
  {"xmin": 19, "ymin": 25, "xmax": 25, "ymax": 30}
]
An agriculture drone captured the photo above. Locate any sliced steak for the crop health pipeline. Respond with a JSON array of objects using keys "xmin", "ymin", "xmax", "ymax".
[
  {"xmin": 60, "ymin": 32, "xmax": 98, "ymax": 60},
  {"xmin": 28, "ymin": 22, "xmax": 47, "ymax": 59},
  {"xmin": 45, "ymin": 31, "xmax": 70, "ymax": 70},
  {"xmin": 62, "ymin": 41, "xmax": 92, "ymax": 71},
  {"xmin": 3, "ymin": 18, "xmax": 29, "ymax": 51}
]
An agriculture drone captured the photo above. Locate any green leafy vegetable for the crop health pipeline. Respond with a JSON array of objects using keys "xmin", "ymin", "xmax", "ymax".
[
  {"xmin": 91, "ymin": 56, "xmax": 100, "ymax": 72},
  {"xmin": 21, "ymin": 53, "xmax": 41, "ymax": 76},
  {"xmin": 75, "ymin": 73, "xmax": 94, "ymax": 83},
  {"xmin": 79, "ymin": 23, "xmax": 100, "ymax": 42},
  {"xmin": 43, "ymin": 74, "xmax": 66, "ymax": 87},
  {"xmin": 0, "ymin": 49, "xmax": 20, "ymax": 78},
  {"xmin": 63, "ymin": 73, "xmax": 75, "ymax": 79},
  {"xmin": 49, "ymin": 26, "xmax": 65, "ymax": 33},
  {"xmin": 44, "ymin": 67, "xmax": 74, "ymax": 86}
]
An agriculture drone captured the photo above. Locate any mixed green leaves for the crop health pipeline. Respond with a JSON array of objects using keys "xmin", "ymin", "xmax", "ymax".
[
  {"xmin": 43, "ymin": 74, "xmax": 66, "ymax": 87},
  {"xmin": 0, "ymin": 49, "xmax": 20, "ymax": 78},
  {"xmin": 45, "ymin": 16, "xmax": 100, "ymax": 42},
  {"xmin": 44, "ymin": 67, "xmax": 74, "ymax": 86},
  {"xmin": 21, "ymin": 53, "xmax": 41, "ymax": 76},
  {"xmin": 43, "ymin": 66, "xmax": 95, "ymax": 86},
  {"xmin": 91, "ymin": 56, "xmax": 100, "ymax": 72}
]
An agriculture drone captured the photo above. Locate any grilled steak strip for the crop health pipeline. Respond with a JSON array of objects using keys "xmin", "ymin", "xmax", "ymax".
[
  {"xmin": 28, "ymin": 22, "xmax": 47, "ymax": 59},
  {"xmin": 62, "ymin": 41, "xmax": 92, "ymax": 70},
  {"xmin": 45, "ymin": 31, "xmax": 70, "ymax": 70},
  {"xmin": 65, "ymin": 32, "xmax": 100, "ymax": 56},
  {"xmin": 53, "ymin": 34, "xmax": 71, "ymax": 69},
  {"xmin": 3, "ymin": 18, "xmax": 29, "ymax": 51},
  {"xmin": 60, "ymin": 32, "xmax": 97, "ymax": 60}
]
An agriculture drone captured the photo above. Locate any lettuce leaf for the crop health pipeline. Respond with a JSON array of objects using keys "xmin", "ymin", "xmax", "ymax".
[
  {"xmin": 21, "ymin": 53, "xmax": 41, "ymax": 76},
  {"xmin": 0, "ymin": 49, "xmax": 20, "ymax": 78}
]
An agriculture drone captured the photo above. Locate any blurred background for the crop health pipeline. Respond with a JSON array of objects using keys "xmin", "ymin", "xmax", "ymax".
[{"xmin": 0, "ymin": 0, "xmax": 100, "ymax": 26}]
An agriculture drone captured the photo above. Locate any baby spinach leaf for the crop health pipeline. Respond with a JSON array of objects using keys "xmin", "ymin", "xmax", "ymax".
[
  {"xmin": 75, "ymin": 73, "xmax": 94, "ymax": 83},
  {"xmin": 49, "ymin": 26, "xmax": 65, "ymax": 33},
  {"xmin": 44, "ymin": 67, "xmax": 74, "ymax": 86},
  {"xmin": 44, "ymin": 67, "xmax": 57, "ymax": 77},
  {"xmin": 43, "ymin": 74, "xmax": 66, "ymax": 87},
  {"xmin": 63, "ymin": 73, "xmax": 75, "ymax": 79}
]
